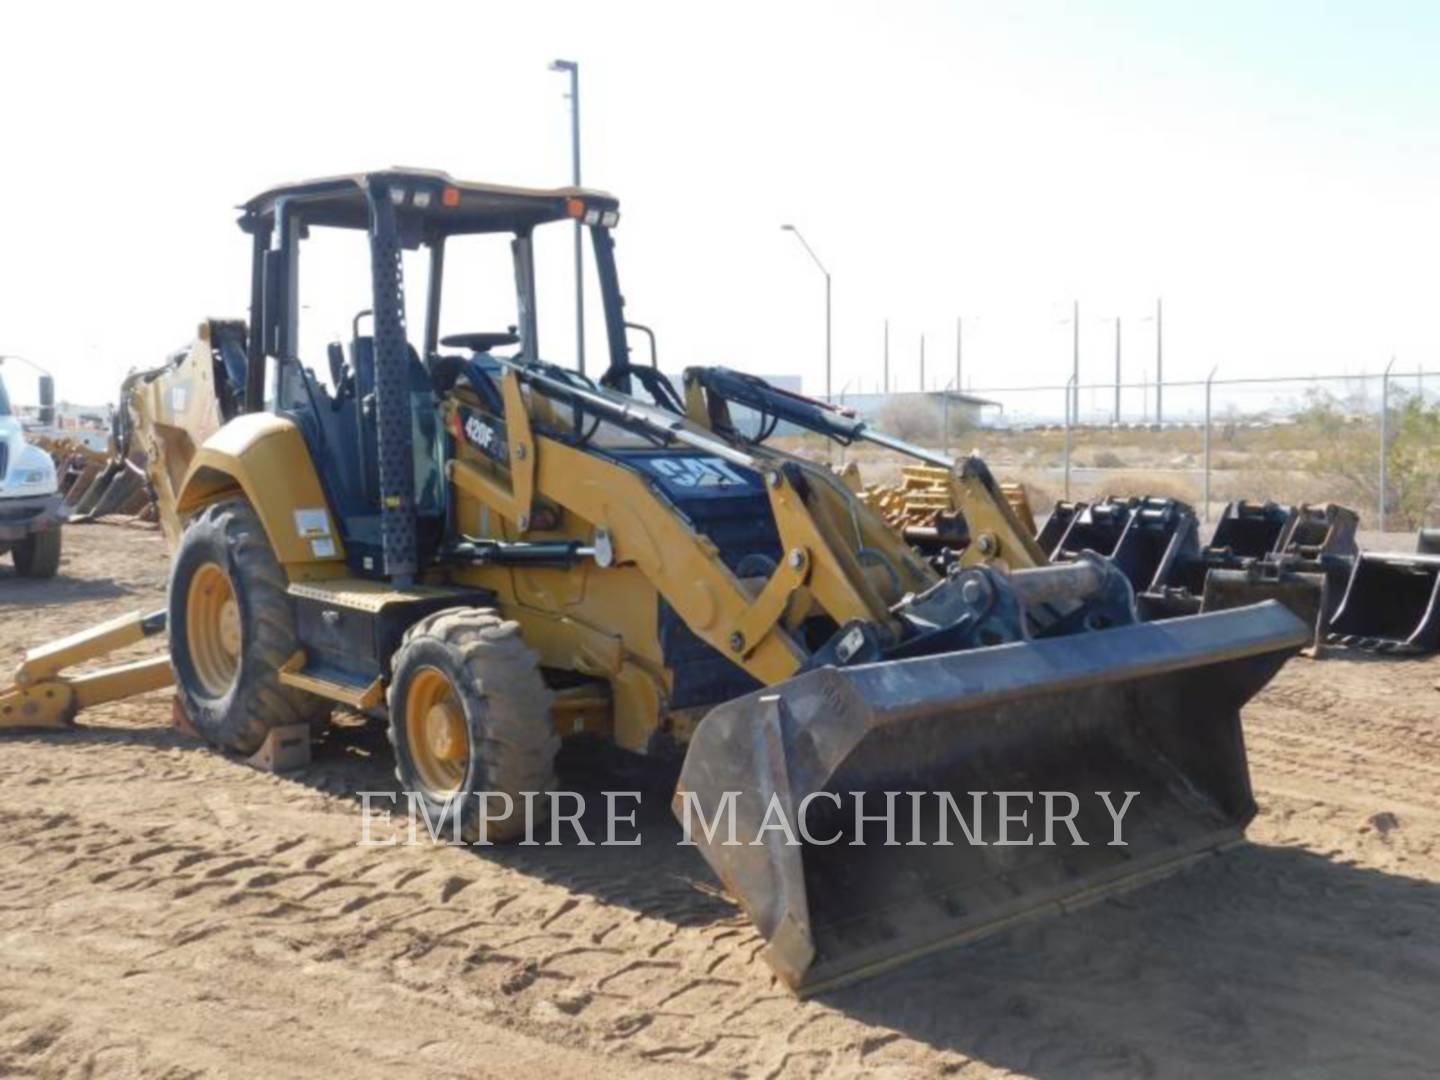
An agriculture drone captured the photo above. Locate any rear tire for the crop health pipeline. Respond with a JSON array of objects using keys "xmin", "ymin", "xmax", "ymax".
[
  {"xmin": 168, "ymin": 498, "xmax": 327, "ymax": 755},
  {"xmin": 387, "ymin": 609, "xmax": 557, "ymax": 844},
  {"xmin": 12, "ymin": 527, "xmax": 61, "ymax": 578}
]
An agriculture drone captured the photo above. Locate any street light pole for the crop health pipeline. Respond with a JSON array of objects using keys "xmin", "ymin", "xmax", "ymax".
[
  {"xmin": 1113, "ymin": 316, "xmax": 1122, "ymax": 426},
  {"xmin": 0, "ymin": 353, "xmax": 52, "ymax": 377},
  {"xmin": 1071, "ymin": 299, "xmax": 1080, "ymax": 424},
  {"xmin": 780, "ymin": 225, "xmax": 832, "ymax": 400},
  {"xmin": 920, "ymin": 333, "xmax": 926, "ymax": 392},
  {"xmin": 1380, "ymin": 355, "xmax": 1396, "ymax": 530},
  {"xmin": 549, "ymin": 59, "xmax": 584, "ymax": 375},
  {"xmin": 1155, "ymin": 297, "xmax": 1163, "ymax": 426},
  {"xmin": 1203, "ymin": 365, "xmax": 1218, "ymax": 522},
  {"xmin": 1064, "ymin": 374, "xmax": 1076, "ymax": 499}
]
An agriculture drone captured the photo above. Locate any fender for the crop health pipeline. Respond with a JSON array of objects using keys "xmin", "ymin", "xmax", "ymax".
[{"xmin": 176, "ymin": 413, "xmax": 346, "ymax": 575}]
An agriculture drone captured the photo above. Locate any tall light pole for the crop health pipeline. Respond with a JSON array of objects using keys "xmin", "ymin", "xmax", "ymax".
[
  {"xmin": 780, "ymin": 225, "xmax": 832, "ymax": 400},
  {"xmin": 1112, "ymin": 316, "xmax": 1122, "ymax": 426},
  {"xmin": 919, "ymin": 333, "xmax": 926, "ymax": 392},
  {"xmin": 549, "ymin": 59, "xmax": 584, "ymax": 375},
  {"xmin": 1380, "ymin": 355, "xmax": 1396, "ymax": 530},
  {"xmin": 1072, "ymin": 299, "xmax": 1080, "ymax": 424},
  {"xmin": 1154, "ymin": 297, "xmax": 1163, "ymax": 426},
  {"xmin": 1141, "ymin": 298, "xmax": 1164, "ymax": 426},
  {"xmin": 0, "ymin": 353, "xmax": 51, "ymax": 378}
]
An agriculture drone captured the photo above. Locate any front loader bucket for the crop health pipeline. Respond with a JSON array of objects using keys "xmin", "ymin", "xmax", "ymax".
[
  {"xmin": 1326, "ymin": 553, "xmax": 1440, "ymax": 653},
  {"xmin": 675, "ymin": 602, "xmax": 1308, "ymax": 994}
]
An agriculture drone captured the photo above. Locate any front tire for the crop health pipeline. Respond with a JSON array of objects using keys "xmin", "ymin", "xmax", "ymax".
[
  {"xmin": 168, "ymin": 498, "xmax": 326, "ymax": 754},
  {"xmin": 12, "ymin": 527, "xmax": 61, "ymax": 578},
  {"xmin": 387, "ymin": 609, "xmax": 557, "ymax": 843}
]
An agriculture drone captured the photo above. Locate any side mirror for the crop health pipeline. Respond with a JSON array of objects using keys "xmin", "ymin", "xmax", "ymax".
[
  {"xmin": 37, "ymin": 375, "xmax": 55, "ymax": 426},
  {"xmin": 624, "ymin": 322, "xmax": 658, "ymax": 368}
]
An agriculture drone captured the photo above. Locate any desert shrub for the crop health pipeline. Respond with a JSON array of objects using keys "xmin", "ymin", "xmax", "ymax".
[
  {"xmin": 1086, "ymin": 470, "xmax": 1201, "ymax": 506},
  {"xmin": 1011, "ymin": 474, "xmax": 1057, "ymax": 517},
  {"xmin": 1092, "ymin": 449, "xmax": 1126, "ymax": 468},
  {"xmin": 1295, "ymin": 387, "xmax": 1440, "ymax": 529},
  {"xmin": 878, "ymin": 397, "xmax": 942, "ymax": 443}
]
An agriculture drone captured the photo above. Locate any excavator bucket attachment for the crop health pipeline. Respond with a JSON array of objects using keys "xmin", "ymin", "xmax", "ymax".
[
  {"xmin": 69, "ymin": 463, "xmax": 146, "ymax": 523},
  {"xmin": 1326, "ymin": 553, "xmax": 1440, "ymax": 653},
  {"xmin": 1201, "ymin": 566, "xmax": 1330, "ymax": 651},
  {"xmin": 1147, "ymin": 503, "xmax": 1357, "ymax": 648},
  {"xmin": 675, "ymin": 601, "xmax": 1309, "ymax": 994},
  {"xmin": 1036, "ymin": 499, "xmax": 1086, "ymax": 557}
]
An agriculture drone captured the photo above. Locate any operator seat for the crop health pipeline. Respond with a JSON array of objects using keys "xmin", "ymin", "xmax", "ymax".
[
  {"xmin": 349, "ymin": 335, "xmax": 433, "ymax": 504},
  {"xmin": 279, "ymin": 336, "xmax": 442, "ymax": 577}
]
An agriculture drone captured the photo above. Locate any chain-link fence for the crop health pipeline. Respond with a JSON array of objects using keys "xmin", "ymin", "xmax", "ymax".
[{"xmin": 834, "ymin": 369, "xmax": 1439, "ymax": 534}]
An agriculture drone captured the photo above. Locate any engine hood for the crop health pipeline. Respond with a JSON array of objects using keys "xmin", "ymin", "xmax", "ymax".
[{"xmin": 0, "ymin": 415, "xmax": 58, "ymax": 498}]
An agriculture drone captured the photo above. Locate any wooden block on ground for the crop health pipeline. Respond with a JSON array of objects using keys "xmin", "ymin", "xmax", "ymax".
[
  {"xmin": 247, "ymin": 723, "xmax": 312, "ymax": 773},
  {"xmin": 171, "ymin": 696, "xmax": 199, "ymax": 739}
]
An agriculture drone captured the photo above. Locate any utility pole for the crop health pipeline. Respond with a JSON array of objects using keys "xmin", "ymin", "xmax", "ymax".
[
  {"xmin": 883, "ymin": 319, "xmax": 890, "ymax": 394},
  {"xmin": 825, "ymin": 268, "xmax": 832, "ymax": 399},
  {"xmin": 1155, "ymin": 297, "xmax": 1163, "ymax": 426},
  {"xmin": 549, "ymin": 59, "xmax": 583, "ymax": 374},
  {"xmin": 1071, "ymin": 299, "xmax": 1080, "ymax": 424},
  {"xmin": 919, "ymin": 333, "xmax": 926, "ymax": 392},
  {"xmin": 1113, "ymin": 317, "xmax": 1122, "ymax": 426},
  {"xmin": 1380, "ymin": 356, "xmax": 1395, "ymax": 530}
]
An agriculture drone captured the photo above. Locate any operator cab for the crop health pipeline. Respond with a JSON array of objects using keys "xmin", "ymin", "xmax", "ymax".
[{"xmin": 238, "ymin": 169, "xmax": 632, "ymax": 581}]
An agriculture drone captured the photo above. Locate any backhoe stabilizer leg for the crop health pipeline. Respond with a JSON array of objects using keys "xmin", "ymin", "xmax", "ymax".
[{"xmin": 2, "ymin": 610, "xmax": 172, "ymax": 732}]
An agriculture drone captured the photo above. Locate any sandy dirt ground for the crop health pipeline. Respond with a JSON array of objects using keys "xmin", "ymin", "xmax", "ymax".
[{"xmin": 1, "ymin": 524, "xmax": 1438, "ymax": 1079}]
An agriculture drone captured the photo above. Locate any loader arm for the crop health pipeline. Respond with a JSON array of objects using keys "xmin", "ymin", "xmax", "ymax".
[
  {"xmin": 680, "ymin": 366, "xmax": 1044, "ymax": 570},
  {"xmin": 451, "ymin": 365, "xmax": 923, "ymax": 685}
]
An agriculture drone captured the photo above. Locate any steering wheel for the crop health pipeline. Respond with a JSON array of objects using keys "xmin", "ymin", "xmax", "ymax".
[{"xmin": 440, "ymin": 331, "xmax": 520, "ymax": 353}]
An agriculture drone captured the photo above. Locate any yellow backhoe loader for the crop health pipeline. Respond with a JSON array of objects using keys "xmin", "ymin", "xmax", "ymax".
[{"xmin": 1, "ymin": 170, "xmax": 1310, "ymax": 994}]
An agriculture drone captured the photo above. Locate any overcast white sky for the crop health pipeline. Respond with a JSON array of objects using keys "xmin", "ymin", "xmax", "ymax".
[{"xmin": 2, "ymin": 0, "xmax": 1437, "ymax": 413}]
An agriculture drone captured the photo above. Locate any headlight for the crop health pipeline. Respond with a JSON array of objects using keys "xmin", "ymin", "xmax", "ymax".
[{"xmin": 16, "ymin": 469, "xmax": 49, "ymax": 485}]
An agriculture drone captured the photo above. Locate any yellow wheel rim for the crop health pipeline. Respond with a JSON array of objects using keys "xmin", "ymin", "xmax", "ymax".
[
  {"xmin": 405, "ymin": 666, "xmax": 471, "ymax": 798},
  {"xmin": 187, "ymin": 561, "xmax": 241, "ymax": 697}
]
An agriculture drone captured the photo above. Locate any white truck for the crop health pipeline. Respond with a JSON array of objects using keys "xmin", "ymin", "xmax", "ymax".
[{"xmin": 0, "ymin": 365, "xmax": 63, "ymax": 577}]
